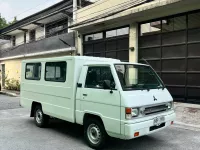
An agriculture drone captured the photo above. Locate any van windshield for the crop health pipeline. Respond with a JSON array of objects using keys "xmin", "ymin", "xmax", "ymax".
[{"xmin": 115, "ymin": 64, "xmax": 164, "ymax": 91}]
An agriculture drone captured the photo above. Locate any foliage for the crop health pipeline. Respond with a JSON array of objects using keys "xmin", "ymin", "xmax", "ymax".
[
  {"xmin": 8, "ymin": 17, "xmax": 17, "ymax": 25},
  {"xmin": 0, "ymin": 15, "xmax": 8, "ymax": 29},
  {"xmin": 0, "ymin": 15, "xmax": 17, "ymax": 29},
  {"xmin": 4, "ymin": 75, "xmax": 20, "ymax": 91}
]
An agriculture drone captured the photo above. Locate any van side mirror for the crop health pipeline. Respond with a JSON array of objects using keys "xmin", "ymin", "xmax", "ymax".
[{"xmin": 103, "ymin": 80, "xmax": 115, "ymax": 94}]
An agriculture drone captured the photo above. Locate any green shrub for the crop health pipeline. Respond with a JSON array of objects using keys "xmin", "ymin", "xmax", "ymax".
[{"xmin": 5, "ymin": 75, "xmax": 20, "ymax": 91}]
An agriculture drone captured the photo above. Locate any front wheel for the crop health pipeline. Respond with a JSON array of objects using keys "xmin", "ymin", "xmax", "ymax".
[
  {"xmin": 34, "ymin": 105, "xmax": 49, "ymax": 128},
  {"xmin": 84, "ymin": 118, "xmax": 107, "ymax": 149}
]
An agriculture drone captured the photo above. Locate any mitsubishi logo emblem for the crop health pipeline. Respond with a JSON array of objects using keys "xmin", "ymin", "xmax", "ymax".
[{"xmin": 153, "ymin": 96, "xmax": 157, "ymax": 101}]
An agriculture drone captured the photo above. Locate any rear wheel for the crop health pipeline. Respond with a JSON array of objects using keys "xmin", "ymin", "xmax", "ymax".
[
  {"xmin": 34, "ymin": 105, "xmax": 49, "ymax": 128},
  {"xmin": 84, "ymin": 118, "xmax": 107, "ymax": 149}
]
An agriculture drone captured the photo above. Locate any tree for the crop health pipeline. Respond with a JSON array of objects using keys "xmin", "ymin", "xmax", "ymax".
[
  {"xmin": 0, "ymin": 14, "xmax": 17, "ymax": 29},
  {"xmin": 0, "ymin": 14, "xmax": 8, "ymax": 29},
  {"xmin": 8, "ymin": 17, "xmax": 17, "ymax": 25}
]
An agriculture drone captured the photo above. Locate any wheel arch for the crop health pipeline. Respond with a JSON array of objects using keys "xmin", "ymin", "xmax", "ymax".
[{"xmin": 30, "ymin": 102, "xmax": 41, "ymax": 117}]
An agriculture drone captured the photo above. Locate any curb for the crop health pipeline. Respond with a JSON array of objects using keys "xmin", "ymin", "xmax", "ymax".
[{"xmin": 0, "ymin": 91, "xmax": 19, "ymax": 97}]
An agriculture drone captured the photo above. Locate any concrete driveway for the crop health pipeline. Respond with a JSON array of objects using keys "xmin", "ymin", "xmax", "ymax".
[
  {"xmin": 0, "ymin": 94, "xmax": 200, "ymax": 150},
  {"xmin": 0, "ymin": 94, "xmax": 20, "ymax": 110}
]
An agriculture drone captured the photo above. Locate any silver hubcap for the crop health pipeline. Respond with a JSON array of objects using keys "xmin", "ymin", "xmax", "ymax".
[
  {"xmin": 87, "ymin": 124, "xmax": 101, "ymax": 145},
  {"xmin": 36, "ymin": 109, "xmax": 43, "ymax": 124}
]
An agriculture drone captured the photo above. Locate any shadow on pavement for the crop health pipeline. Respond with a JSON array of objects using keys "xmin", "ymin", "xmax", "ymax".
[{"xmin": 26, "ymin": 118, "xmax": 162, "ymax": 150}]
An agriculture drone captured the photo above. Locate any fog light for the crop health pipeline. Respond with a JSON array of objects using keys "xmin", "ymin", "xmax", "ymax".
[{"xmin": 134, "ymin": 132, "xmax": 140, "ymax": 137}]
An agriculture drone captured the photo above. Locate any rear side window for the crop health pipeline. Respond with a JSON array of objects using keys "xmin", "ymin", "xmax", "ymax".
[
  {"xmin": 45, "ymin": 61, "xmax": 66, "ymax": 82},
  {"xmin": 25, "ymin": 63, "xmax": 41, "ymax": 80}
]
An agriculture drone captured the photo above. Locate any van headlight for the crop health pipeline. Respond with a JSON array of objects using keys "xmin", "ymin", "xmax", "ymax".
[
  {"xmin": 167, "ymin": 102, "xmax": 174, "ymax": 109},
  {"xmin": 125, "ymin": 108, "xmax": 139, "ymax": 119}
]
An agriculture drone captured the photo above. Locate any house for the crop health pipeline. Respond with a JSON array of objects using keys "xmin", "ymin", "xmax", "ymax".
[
  {"xmin": 70, "ymin": 0, "xmax": 200, "ymax": 103},
  {"xmin": 0, "ymin": 0, "xmax": 93, "ymax": 89}
]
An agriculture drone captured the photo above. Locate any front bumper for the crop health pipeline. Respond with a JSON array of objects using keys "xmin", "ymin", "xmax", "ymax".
[{"xmin": 124, "ymin": 112, "xmax": 176, "ymax": 139}]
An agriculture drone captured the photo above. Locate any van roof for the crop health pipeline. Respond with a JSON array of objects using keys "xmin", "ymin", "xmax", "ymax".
[
  {"xmin": 22, "ymin": 56, "xmax": 149, "ymax": 66},
  {"xmin": 84, "ymin": 61, "xmax": 149, "ymax": 66},
  {"xmin": 22, "ymin": 56, "xmax": 121, "ymax": 63}
]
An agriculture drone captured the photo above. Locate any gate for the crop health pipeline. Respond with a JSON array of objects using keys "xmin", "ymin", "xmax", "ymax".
[{"xmin": 139, "ymin": 10, "xmax": 200, "ymax": 103}]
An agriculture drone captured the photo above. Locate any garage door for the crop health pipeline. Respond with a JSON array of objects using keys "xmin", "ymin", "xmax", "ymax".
[
  {"xmin": 83, "ymin": 27, "xmax": 129, "ymax": 62},
  {"xmin": 139, "ymin": 11, "xmax": 200, "ymax": 103}
]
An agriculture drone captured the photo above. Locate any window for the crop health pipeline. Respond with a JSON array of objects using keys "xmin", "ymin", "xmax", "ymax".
[
  {"xmin": 140, "ymin": 21, "xmax": 161, "ymax": 36},
  {"xmin": 25, "ymin": 63, "xmax": 41, "ymax": 80},
  {"xmin": 85, "ymin": 66, "xmax": 115, "ymax": 89},
  {"xmin": 29, "ymin": 30, "xmax": 36, "ymax": 42},
  {"xmin": 162, "ymin": 16, "xmax": 186, "ymax": 32},
  {"xmin": 84, "ymin": 32, "xmax": 103, "ymax": 41},
  {"xmin": 46, "ymin": 19, "xmax": 68, "ymax": 37},
  {"xmin": 106, "ymin": 27, "xmax": 129, "ymax": 38},
  {"xmin": 45, "ymin": 62, "xmax": 66, "ymax": 82},
  {"xmin": 188, "ymin": 12, "xmax": 200, "ymax": 29},
  {"xmin": 24, "ymin": 32, "xmax": 26, "ymax": 43},
  {"xmin": 12, "ymin": 36, "xmax": 16, "ymax": 46}
]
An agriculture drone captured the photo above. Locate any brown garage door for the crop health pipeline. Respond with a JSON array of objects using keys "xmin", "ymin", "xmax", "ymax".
[
  {"xmin": 139, "ymin": 10, "xmax": 200, "ymax": 103},
  {"xmin": 83, "ymin": 26, "xmax": 129, "ymax": 62}
]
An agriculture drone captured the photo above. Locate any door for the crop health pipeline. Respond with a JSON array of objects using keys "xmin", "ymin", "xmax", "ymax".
[
  {"xmin": 80, "ymin": 66, "xmax": 121, "ymax": 135},
  {"xmin": 1, "ymin": 64, "xmax": 5, "ymax": 88}
]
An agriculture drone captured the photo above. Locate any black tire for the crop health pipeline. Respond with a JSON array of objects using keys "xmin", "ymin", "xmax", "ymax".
[
  {"xmin": 34, "ymin": 105, "xmax": 49, "ymax": 128},
  {"xmin": 84, "ymin": 118, "xmax": 107, "ymax": 149}
]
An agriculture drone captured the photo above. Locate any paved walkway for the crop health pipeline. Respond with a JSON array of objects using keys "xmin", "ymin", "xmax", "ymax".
[{"xmin": 0, "ymin": 89, "xmax": 20, "ymax": 97}]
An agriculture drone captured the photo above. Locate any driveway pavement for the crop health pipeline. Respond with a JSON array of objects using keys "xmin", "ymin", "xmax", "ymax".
[
  {"xmin": 0, "ymin": 95, "xmax": 20, "ymax": 110},
  {"xmin": 0, "ymin": 95, "xmax": 200, "ymax": 150}
]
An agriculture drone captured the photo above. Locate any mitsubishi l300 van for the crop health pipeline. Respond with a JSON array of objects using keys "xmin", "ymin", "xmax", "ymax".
[{"xmin": 20, "ymin": 56, "xmax": 176, "ymax": 149}]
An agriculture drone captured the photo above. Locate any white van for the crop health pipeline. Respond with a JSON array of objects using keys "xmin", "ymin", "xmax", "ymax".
[{"xmin": 20, "ymin": 56, "xmax": 175, "ymax": 149}]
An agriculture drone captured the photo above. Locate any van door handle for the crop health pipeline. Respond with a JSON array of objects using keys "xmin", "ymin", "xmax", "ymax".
[{"xmin": 83, "ymin": 94, "xmax": 87, "ymax": 96}]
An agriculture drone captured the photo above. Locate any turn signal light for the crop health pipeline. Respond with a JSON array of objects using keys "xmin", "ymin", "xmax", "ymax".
[
  {"xmin": 125, "ymin": 108, "xmax": 132, "ymax": 114},
  {"xmin": 134, "ymin": 132, "xmax": 140, "ymax": 137}
]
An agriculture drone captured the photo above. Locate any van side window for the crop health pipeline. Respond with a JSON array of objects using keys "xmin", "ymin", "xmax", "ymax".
[
  {"xmin": 85, "ymin": 66, "xmax": 114, "ymax": 89},
  {"xmin": 45, "ymin": 61, "xmax": 66, "ymax": 82},
  {"xmin": 25, "ymin": 63, "xmax": 41, "ymax": 80}
]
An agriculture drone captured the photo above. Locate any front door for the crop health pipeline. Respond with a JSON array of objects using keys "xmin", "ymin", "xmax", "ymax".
[
  {"xmin": 1, "ymin": 64, "xmax": 5, "ymax": 87},
  {"xmin": 81, "ymin": 66, "xmax": 121, "ymax": 135}
]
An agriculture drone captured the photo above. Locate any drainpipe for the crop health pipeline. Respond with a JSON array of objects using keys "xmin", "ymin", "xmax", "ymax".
[
  {"xmin": 73, "ymin": 0, "xmax": 78, "ymax": 55},
  {"xmin": 73, "ymin": 0, "xmax": 77, "ymax": 21}
]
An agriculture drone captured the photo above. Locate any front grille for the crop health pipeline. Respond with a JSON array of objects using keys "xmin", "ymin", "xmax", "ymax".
[{"xmin": 144, "ymin": 104, "xmax": 168, "ymax": 115}]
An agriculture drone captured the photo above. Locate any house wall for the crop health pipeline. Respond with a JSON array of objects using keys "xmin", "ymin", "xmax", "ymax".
[
  {"xmin": 35, "ymin": 27, "xmax": 45, "ymax": 40},
  {"xmin": 75, "ymin": 0, "xmax": 162, "ymax": 23},
  {"xmin": 15, "ymin": 32, "xmax": 25, "ymax": 46}
]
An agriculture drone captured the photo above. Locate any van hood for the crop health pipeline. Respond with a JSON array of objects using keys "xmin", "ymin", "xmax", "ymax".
[{"xmin": 120, "ymin": 88, "xmax": 173, "ymax": 107}]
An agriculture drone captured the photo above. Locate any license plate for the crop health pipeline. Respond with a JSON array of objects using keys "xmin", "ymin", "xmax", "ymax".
[{"xmin": 153, "ymin": 116, "xmax": 165, "ymax": 126}]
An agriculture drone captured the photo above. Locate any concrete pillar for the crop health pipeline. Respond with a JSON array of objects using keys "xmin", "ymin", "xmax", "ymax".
[
  {"xmin": 129, "ymin": 23, "xmax": 138, "ymax": 63},
  {"xmin": 76, "ymin": 32, "xmax": 83, "ymax": 55}
]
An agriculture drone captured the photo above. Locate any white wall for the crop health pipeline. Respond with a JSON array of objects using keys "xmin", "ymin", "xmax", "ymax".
[
  {"xmin": 15, "ymin": 32, "xmax": 24, "ymax": 46},
  {"xmin": 35, "ymin": 27, "xmax": 45, "ymax": 40}
]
